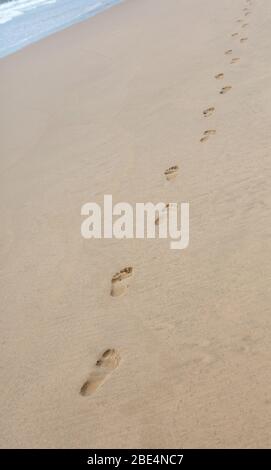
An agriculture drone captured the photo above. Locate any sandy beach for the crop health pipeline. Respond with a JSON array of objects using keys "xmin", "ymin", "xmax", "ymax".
[{"xmin": 1, "ymin": 0, "xmax": 271, "ymax": 448}]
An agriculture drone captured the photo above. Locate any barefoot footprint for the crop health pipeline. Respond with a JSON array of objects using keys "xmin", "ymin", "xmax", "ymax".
[
  {"xmin": 155, "ymin": 203, "xmax": 170, "ymax": 226},
  {"xmin": 225, "ymin": 49, "xmax": 233, "ymax": 55},
  {"xmin": 231, "ymin": 57, "xmax": 240, "ymax": 64},
  {"xmin": 232, "ymin": 33, "xmax": 239, "ymax": 37},
  {"xmin": 215, "ymin": 73, "xmax": 224, "ymax": 80},
  {"xmin": 164, "ymin": 165, "xmax": 179, "ymax": 181},
  {"xmin": 220, "ymin": 86, "xmax": 232, "ymax": 95},
  {"xmin": 203, "ymin": 106, "xmax": 215, "ymax": 117},
  {"xmin": 200, "ymin": 130, "xmax": 216, "ymax": 143},
  {"xmin": 111, "ymin": 267, "xmax": 133, "ymax": 297},
  {"xmin": 80, "ymin": 349, "xmax": 121, "ymax": 396},
  {"xmin": 240, "ymin": 37, "xmax": 248, "ymax": 43}
]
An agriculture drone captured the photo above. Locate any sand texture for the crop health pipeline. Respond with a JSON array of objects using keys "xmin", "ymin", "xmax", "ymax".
[{"xmin": 0, "ymin": 0, "xmax": 271, "ymax": 448}]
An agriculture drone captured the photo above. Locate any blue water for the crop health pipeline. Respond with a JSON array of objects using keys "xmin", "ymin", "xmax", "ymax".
[{"xmin": 0, "ymin": 0, "xmax": 123, "ymax": 58}]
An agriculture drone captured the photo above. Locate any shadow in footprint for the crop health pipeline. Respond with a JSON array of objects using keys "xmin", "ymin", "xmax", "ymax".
[
  {"xmin": 80, "ymin": 349, "xmax": 121, "ymax": 397},
  {"xmin": 220, "ymin": 86, "xmax": 232, "ymax": 95},
  {"xmin": 164, "ymin": 165, "xmax": 179, "ymax": 181},
  {"xmin": 200, "ymin": 130, "xmax": 216, "ymax": 143},
  {"xmin": 155, "ymin": 203, "xmax": 170, "ymax": 226},
  {"xmin": 231, "ymin": 57, "xmax": 240, "ymax": 64},
  {"xmin": 215, "ymin": 73, "xmax": 224, "ymax": 80},
  {"xmin": 111, "ymin": 267, "xmax": 133, "ymax": 297},
  {"xmin": 203, "ymin": 107, "xmax": 215, "ymax": 118}
]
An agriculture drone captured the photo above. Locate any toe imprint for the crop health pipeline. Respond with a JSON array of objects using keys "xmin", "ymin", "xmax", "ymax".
[
  {"xmin": 164, "ymin": 165, "xmax": 179, "ymax": 181},
  {"xmin": 200, "ymin": 130, "xmax": 216, "ymax": 143},
  {"xmin": 220, "ymin": 86, "xmax": 232, "ymax": 95},
  {"xmin": 203, "ymin": 106, "xmax": 215, "ymax": 117},
  {"xmin": 111, "ymin": 267, "xmax": 133, "ymax": 297},
  {"xmin": 204, "ymin": 130, "xmax": 216, "ymax": 136},
  {"xmin": 215, "ymin": 73, "xmax": 224, "ymax": 80},
  {"xmin": 96, "ymin": 349, "xmax": 120, "ymax": 369},
  {"xmin": 155, "ymin": 203, "xmax": 170, "ymax": 226},
  {"xmin": 80, "ymin": 349, "xmax": 121, "ymax": 397}
]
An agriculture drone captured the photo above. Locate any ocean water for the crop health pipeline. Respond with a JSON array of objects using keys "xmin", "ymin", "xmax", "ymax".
[{"xmin": 0, "ymin": 0, "xmax": 123, "ymax": 58}]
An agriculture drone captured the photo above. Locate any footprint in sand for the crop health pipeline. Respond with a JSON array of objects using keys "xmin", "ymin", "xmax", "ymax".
[
  {"xmin": 240, "ymin": 37, "xmax": 248, "ymax": 43},
  {"xmin": 225, "ymin": 49, "xmax": 233, "ymax": 55},
  {"xmin": 244, "ymin": 12, "xmax": 251, "ymax": 17},
  {"xmin": 215, "ymin": 73, "xmax": 224, "ymax": 80},
  {"xmin": 242, "ymin": 23, "xmax": 249, "ymax": 28},
  {"xmin": 155, "ymin": 203, "xmax": 170, "ymax": 226},
  {"xmin": 232, "ymin": 32, "xmax": 239, "ymax": 37},
  {"xmin": 203, "ymin": 106, "xmax": 215, "ymax": 118},
  {"xmin": 231, "ymin": 57, "xmax": 240, "ymax": 64},
  {"xmin": 80, "ymin": 349, "xmax": 121, "ymax": 397},
  {"xmin": 164, "ymin": 165, "xmax": 179, "ymax": 181},
  {"xmin": 200, "ymin": 130, "xmax": 216, "ymax": 143},
  {"xmin": 111, "ymin": 267, "xmax": 133, "ymax": 297},
  {"xmin": 220, "ymin": 86, "xmax": 232, "ymax": 95},
  {"xmin": 236, "ymin": 19, "xmax": 243, "ymax": 23},
  {"xmin": 154, "ymin": 203, "xmax": 179, "ymax": 227}
]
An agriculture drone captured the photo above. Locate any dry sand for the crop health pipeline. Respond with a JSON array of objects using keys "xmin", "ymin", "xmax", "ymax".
[{"xmin": 0, "ymin": 0, "xmax": 271, "ymax": 448}]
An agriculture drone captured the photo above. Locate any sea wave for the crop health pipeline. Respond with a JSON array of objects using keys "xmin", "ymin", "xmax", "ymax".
[
  {"xmin": 0, "ymin": 0, "xmax": 123, "ymax": 58},
  {"xmin": 0, "ymin": 0, "xmax": 56, "ymax": 24}
]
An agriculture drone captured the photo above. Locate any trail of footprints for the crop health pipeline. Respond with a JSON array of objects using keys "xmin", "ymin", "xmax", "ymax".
[
  {"xmin": 80, "ymin": 0, "xmax": 254, "ymax": 397},
  {"xmin": 200, "ymin": 0, "xmax": 253, "ymax": 144},
  {"xmin": 79, "ymin": 165, "xmax": 179, "ymax": 397}
]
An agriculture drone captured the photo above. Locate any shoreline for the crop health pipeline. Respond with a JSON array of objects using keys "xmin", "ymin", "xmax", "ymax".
[
  {"xmin": 1, "ymin": 0, "xmax": 271, "ymax": 448},
  {"xmin": 0, "ymin": 0, "xmax": 124, "ymax": 59}
]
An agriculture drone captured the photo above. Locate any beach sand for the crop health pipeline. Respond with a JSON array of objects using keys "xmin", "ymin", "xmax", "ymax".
[{"xmin": 0, "ymin": 0, "xmax": 271, "ymax": 448}]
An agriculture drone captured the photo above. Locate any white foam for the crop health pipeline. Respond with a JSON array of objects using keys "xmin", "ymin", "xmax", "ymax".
[{"xmin": 0, "ymin": 0, "xmax": 56, "ymax": 25}]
